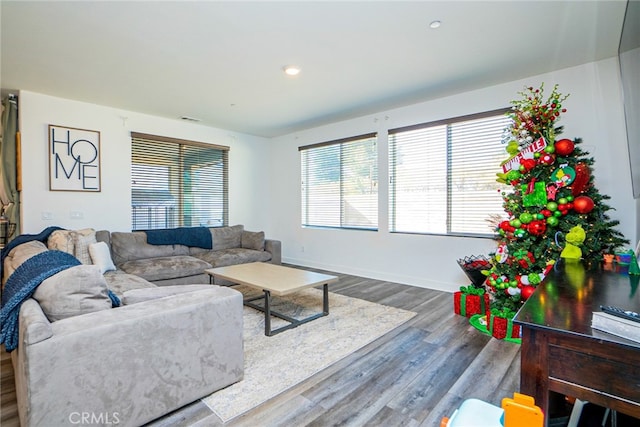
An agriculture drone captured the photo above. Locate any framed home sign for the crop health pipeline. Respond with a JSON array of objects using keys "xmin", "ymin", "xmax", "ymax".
[{"xmin": 48, "ymin": 124, "xmax": 101, "ymax": 192}]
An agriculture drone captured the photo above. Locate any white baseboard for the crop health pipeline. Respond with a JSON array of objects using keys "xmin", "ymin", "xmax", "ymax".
[{"xmin": 282, "ymin": 256, "xmax": 457, "ymax": 293}]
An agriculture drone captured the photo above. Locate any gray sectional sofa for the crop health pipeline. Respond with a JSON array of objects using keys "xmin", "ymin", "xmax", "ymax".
[
  {"xmin": 101, "ymin": 224, "xmax": 282, "ymax": 286},
  {"xmin": 1, "ymin": 224, "xmax": 281, "ymax": 427}
]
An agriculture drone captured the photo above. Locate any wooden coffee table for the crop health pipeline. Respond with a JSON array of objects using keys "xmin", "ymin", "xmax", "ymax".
[{"xmin": 205, "ymin": 262, "xmax": 339, "ymax": 336}]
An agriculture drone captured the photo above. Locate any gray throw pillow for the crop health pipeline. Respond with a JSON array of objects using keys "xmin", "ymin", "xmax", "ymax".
[
  {"xmin": 241, "ymin": 230, "xmax": 265, "ymax": 251},
  {"xmin": 33, "ymin": 265, "xmax": 112, "ymax": 322}
]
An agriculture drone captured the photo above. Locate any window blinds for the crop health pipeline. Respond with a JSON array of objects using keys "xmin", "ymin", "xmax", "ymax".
[
  {"xmin": 389, "ymin": 109, "xmax": 510, "ymax": 236},
  {"xmin": 300, "ymin": 133, "xmax": 378, "ymax": 230},
  {"xmin": 130, "ymin": 132, "xmax": 229, "ymax": 230}
]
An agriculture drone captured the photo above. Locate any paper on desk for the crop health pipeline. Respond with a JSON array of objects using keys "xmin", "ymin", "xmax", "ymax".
[{"xmin": 591, "ymin": 311, "xmax": 640, "ymax": 344}]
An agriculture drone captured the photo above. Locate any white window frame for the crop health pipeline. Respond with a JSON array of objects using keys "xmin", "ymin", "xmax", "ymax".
[
  {"xmin": 300, "ymin": 133, "xmax": 378, "ymax": 231},
  {"xmin": 388, "ymin": 109, "xmax": 511, "ymax": 237}
]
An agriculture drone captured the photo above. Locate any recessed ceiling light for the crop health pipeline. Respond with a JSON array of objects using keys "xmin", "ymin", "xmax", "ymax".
[
  {"xmin": 283, "ymin": 65, "xmax": 301, "ymax": 76},
  {"xmin": 429, "ymin": 20, "xmax": 441, "ymax": 29}
]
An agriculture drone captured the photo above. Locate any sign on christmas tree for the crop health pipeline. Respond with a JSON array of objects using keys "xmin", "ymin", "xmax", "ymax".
[{"xmin": 483, "ymin": 84, "xmax": 628, "ymax": 321}]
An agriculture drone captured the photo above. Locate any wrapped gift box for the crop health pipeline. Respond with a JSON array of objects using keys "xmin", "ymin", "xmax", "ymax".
[
  {"xmin": 454, "ymin": 286, "xmax": 490, "ymax": 318},
  {"xmin": 488, "ymin": 313, "xmax": 521, "ymax": 340}
]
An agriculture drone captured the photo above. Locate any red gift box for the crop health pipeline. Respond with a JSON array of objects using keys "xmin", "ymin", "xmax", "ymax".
[
  {"xmin": 488, "ymin": 314, "xmax": 521, "ymax": 340},
  {"xmin": 454, "ymin": 289, "xmax": 489, "ymax": 318}
]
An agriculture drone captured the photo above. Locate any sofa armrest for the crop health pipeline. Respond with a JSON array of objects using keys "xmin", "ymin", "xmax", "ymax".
[
  {"xmin": 16, "ymin": 287, "xmax": 244, "ymax": 427},
  {"xmin": 18, "ymin": 299, "xmax": 53, "ymax": 345},
  {"xmin": 265, "ymin": 239, "xmax": 281, "ymax": 264}
]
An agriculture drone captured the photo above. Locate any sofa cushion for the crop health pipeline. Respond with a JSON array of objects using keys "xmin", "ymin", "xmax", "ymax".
[
  {"xmin": 103, "ymin": 270, "xmax": 156, "ymax": 299},
  {"xmin": 194, "ymin": 247, "xmax": 271, "ymax": 268},
  {"xmin": 241, "ymin": 230, "xmax": 265, "ymax": 251},
  {"xmin": 118, "ymin": 255, "xmax": 212, "ymax": 282},
  {"xmin": 2, "ymin": 241, "xmax": 49, "ymax": 284},
  {"xmin": 47, "ymin": 229, "xmax": 75, "ymax": 254},
  {"xmin": 32, "ymin": 265, "xmax": 112, "ymax": 322},
  {"xmin": 73, "ymin": 228, "xmax": 97, "ymax": 264},
  {"xmin": 122, "ymin": 284, "xmax": 215, "ymax": 305},
  {"xmin": 211, "ymin": 224, "xmax": 244, "ymax": 251},
  {"xmin": 89, "ymin": 241, "xmax": 117, "ymax": 273},
  {"xmin": 111, "ymin": 231, "xmax": 189, "ymax": 265}
]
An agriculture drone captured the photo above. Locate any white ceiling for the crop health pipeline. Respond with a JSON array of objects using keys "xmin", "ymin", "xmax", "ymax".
[{"xmin": 0, "ymin": 1, "xmax": 629, "ymax": 138}]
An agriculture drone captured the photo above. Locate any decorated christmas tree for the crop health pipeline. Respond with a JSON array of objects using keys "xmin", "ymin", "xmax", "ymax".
[{"xmin": 484, "ymin": 84, "xmax": 628, "ymax": 317}]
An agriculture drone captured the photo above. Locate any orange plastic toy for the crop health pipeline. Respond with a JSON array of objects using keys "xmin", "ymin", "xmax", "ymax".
[
  {"xmin": 440, "ymin": 392, "xmax": 543, "ymax": 427},
  {"xmin": 502, "ymin": 392, "xmax": 543, "ymax": 426}
]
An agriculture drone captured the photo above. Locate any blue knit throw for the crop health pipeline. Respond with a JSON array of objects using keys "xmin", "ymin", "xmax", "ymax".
[
  {"xmin": 144, "ymin": 226, "xmax": 213, "ymax": 249},
  {"xmin": 0, "ymin": 226, "xmax": 62, "ymax": 281},
  {"xmin": 1, "ymin": 251, "xmax": 79, "ymax": 351},
  {"xmin": 0, "ymin": 250, "xmax": 121, "ymax": 352}
]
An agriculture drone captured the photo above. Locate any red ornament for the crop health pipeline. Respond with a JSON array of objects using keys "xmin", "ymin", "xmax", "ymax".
[
  {"xmin": 539, "ymin": 153, "xmax": 555, "ymax": 165},
  {"xmin": 554, "ymin": 139, "xmax": 575, "ymax": 156},
  {"xmin": 521, "ymin": 286, "xmax": 536, "ymax": 300},
  {"xmin": 521, "ymin": 158, "xmax": 537, "ymax": 171},
  {"xmin": 527, "ymin": 220, "xmax": 547, "ymax": 236},
  {"xmin": 573, "ymin": 195, "xmax": 594, "ymax": 213},
  {"xmin": 571, "ymin": 163, "xmax": 590, "ymax": 196}
]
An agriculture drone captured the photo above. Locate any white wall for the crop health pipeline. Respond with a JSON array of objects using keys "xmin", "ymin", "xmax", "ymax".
[
  {"xmin": 269, "ymin": 58, "xmax": 639, "ymax": 292},
  {"xmin": 18, "ymin": 90, "xmax": 271, "ymax": 233},
  {"xmin": 15, "ymin": 58, "xmax": 639, "ymax": 293}
]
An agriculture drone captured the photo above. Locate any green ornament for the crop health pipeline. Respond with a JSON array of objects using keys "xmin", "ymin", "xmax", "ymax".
[
  {"xmin": 546, "ymin": 202, "xmax": 558, "ymax": 211},
  {"xmin": 506, "ymin": 170, "xmax": 522, "ymax": 181},
  {"xmin": 528, "ymin": 273, "xmax": 542, "ymax": 285},
  {"xmin": 553, "ymin": 210, "xmax": 563, "ymax": 218},
  {"xmin": 566, "ymin": 195, "xmax": 574, "ymax": 202},
  {"xmin": 510, "ymin": 219, "xmax": 522, "ymax": 228},
  {"xmin": 558, "ymin": 197, "xmax": 568, "ymax": 205},
  {"xmin": 519, "ymin": 213, "xmax": 533, "ymax": 224},
  {"xmin": 546, "ymin": 216, "xmax": 559, "ymax": 226},
  {"xmin": 544, "ymin": 145, "xmax": 555, "ymax": 154},
  {"xmin": 536, "ymin": 213, "xmax": 544, "ymax": 220}
]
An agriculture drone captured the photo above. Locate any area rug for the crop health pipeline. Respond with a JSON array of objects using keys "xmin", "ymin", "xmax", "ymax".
[{"xmin": 201, "ymin": 286, "xmax": 416, "ymax": 422}]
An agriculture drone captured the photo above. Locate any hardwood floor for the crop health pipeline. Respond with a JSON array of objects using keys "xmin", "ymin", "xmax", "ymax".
[{"xmin": 1, "ymin": 268, "xmax": 521, "ymax": 426}]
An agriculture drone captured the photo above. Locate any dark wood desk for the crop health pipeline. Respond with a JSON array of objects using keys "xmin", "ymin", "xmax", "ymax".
[{"xmin": 513, "ymin": 260, "xmax": 640, "ymax": 425}]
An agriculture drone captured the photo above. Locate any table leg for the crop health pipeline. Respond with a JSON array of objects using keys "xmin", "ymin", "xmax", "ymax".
[
  {"xmin": 323, "ymin": 283, "xmax": 329, "ymax": 315},
  {"xmin": 264, "ymin": 290, "xmax": 272, "ymax": 336}
]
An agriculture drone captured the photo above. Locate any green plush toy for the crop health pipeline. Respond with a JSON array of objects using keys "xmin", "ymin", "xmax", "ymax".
[{"xmin": 560, "ymin": 225, "xmax": 586, "ymax": 260}]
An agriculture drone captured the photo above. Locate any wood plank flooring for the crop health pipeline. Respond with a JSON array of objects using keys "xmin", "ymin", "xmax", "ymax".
[{"xmin": 1, "ymin": 267, "xmax": 521, "ymax": 426}]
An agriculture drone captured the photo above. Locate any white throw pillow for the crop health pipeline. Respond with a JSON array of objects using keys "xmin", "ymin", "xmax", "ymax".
[{"xmin": 89, "ymin": 241, "xmax": 117, "ymax": 274}]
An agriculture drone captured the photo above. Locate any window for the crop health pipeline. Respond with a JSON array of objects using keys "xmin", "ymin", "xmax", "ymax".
[
  {"xmin": 300, "ymin": 133, "xmax": 378, "ymax": 230},
  {"xmin": 130, "ymin": 133, "xmax": 229, "ymax": 230},
  {"xmin": 389, "ymin": 109, "xmax": 510, "ymax": 236}
]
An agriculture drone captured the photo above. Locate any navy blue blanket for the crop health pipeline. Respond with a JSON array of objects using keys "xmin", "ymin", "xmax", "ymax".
[
  {"xmin": 0, "ymin": 226, "xmax": 62, "ymax": 281},
  {"xmin": 144, "ymin": 227, "xmax": 212, "ymax": 249},
  {"xmin": 0, "ymin": 250, "xmax": 80, "ymax": 352}
]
